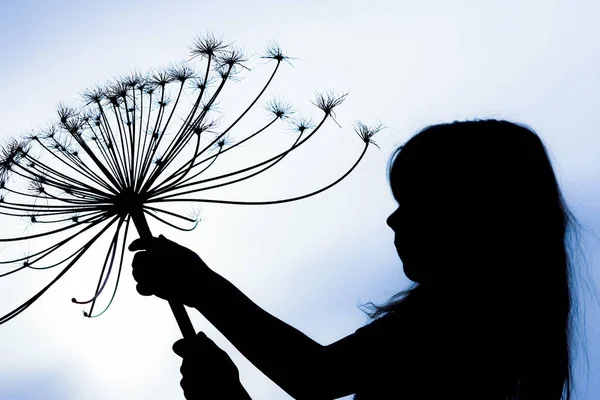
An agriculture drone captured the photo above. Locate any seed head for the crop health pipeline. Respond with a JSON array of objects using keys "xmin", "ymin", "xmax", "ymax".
[
  {"xmin": 0, "ymin": 34, "xmax": 378, "ymax": 324},
  {"xmin": 216, "ymin": 47, "xmax": 248, "ymax": 71},
  {"xmin": 354, "ymin": 121, "xmax": 384, "ymax": 148},
  {"xmin": 189, "ymin": 76, "xmax": 214, "ymax": 91},
  {"xmin": 57, "ymin": 104, "xmax": 78, "ymax": 125},
  {"xmin": 312, "ymin": 91, "xmax": 348, "ymax": 128},
  {"xmin": 28, "ymin": 179, "xmax": 46, "ymax": 196},
  {"xmin": 121, "ymin": 72, "xmax": 145, "ymax": 89},
  {"xmin": 150, "ymin": 69, "xmax": 174, "ymax": 87},
  {"xmin": 0, "ymin": 140, "xmax": 27, "ymax": 177},
  {"xmin": 107, "ymin": 81, "xmax": 129, "ymax": 101},
  {"xmin": 261, "ymin": 43, "xmax": 295, "ymax": 66},
  {"xmin": 63, "ymin": 117, "xmax": 86, "ymax": 135},
  {"xmin": 289, "ymin": 116, "xmax": 315, "ymax": 134},
  {"xmin": 169, "ymin": 63, "xmax": 196, "ymax": 83},
  {"xmin": 190, "ymin": 33, "xmax": 227, "ymax": 59},
  {"xmin": 312, "ymin": 91, "xmax": 348, "ymax": 116},
  {"xmin": 266, "ymin": 99, "xmax": 294, "ymax": 120},
  {"xmin": 82, "ymin": 87, "xmax": 106, "ymax": 105},
  {"xmin": 192, "ymin": 119, "xmax": 219, "ymax": 136},
  {"xmin": 42, "ymin": 126, "xmax": 59, "ymax": 140}
]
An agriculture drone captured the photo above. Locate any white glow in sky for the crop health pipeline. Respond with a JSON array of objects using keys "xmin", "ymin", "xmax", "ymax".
[{"xmin": 1, "ymin": 1, "xmax": 599, "ymax": 399}]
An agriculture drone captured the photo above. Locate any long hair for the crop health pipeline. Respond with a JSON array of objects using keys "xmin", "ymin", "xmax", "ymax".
[{"xmin": 363, "ymin": 120, "xmax": 585, "ymax": 399}]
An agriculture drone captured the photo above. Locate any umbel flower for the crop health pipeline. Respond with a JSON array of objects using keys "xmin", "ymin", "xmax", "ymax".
[{"xmin": 0, "ymin": 34, "xmax": 382, "ymax": 338}]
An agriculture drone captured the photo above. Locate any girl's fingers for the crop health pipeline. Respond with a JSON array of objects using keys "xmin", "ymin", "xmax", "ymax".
[
  {"xmin": 135, "ymin": 283, "xmax": 154, "ymax": 296},
  {"xmin": 131, "ymin": 254, "xmax": 148, "ymax": 276}
]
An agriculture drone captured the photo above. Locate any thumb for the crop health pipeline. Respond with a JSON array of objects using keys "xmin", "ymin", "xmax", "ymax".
[
  {"xmin": 128, "ymin": 237, "xmax": 158, "ymax": 252},
  {"xmin": 173, "ymin": 331, "xmax": 209, "ymax": 357},
  {"xmin": 173, "ymin": 338, "xmax": 190, "ymax": 357}
]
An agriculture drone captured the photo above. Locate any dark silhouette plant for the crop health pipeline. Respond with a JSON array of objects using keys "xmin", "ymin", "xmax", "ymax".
[{"xmin": 0, "ymin": 33, "xmax": 382, "ymax": 339}]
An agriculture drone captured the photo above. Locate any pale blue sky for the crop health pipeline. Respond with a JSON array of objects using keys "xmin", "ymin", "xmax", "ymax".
[{"xmin": 0, "ymin": 1, "xmax": 599, "ymax": 399}]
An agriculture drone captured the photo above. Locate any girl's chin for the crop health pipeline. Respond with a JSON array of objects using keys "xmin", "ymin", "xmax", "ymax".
[{"xmin": 402, "ymin": 263, "xmax": 421, "ymax": 283}]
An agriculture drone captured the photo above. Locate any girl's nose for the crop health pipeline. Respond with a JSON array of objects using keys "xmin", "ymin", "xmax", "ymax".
[{"xmin": 387, "ymin": 207, "xmax": 399, "ymax": 229}]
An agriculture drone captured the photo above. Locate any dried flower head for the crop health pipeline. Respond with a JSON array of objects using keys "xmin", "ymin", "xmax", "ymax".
[
  {"xmin": 0, "ymin": 34, "xmax": 380, "ymax": 327},
  {"xmin": 266, "ymin": 99, "xmax": 294, "ymax": 120},
  {"xmin": 190, "ymin": 33, "xmax": 227, "ymax": 60},
  {"xmin": 261, "ymin": 43, "xmax": 295, "ymax": 66},
  {"xmin": 354, "ymin": 121, "xmax": 385, "ymax": 149}
]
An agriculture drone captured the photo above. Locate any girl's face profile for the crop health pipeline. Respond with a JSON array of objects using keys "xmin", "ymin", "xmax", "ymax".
[
  {"xmin": 386, "ymin": 174, "xmax": 449, "ymax": 284},
  {"xmin": 387, "ymin": 205, "xmax": 414, "ymax": 278},
  {"xmin": 387, "ymin": 200, "xmax": 434, "ymax": 284}
]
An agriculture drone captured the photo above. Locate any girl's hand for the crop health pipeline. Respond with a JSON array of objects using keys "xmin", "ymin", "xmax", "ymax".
[
  {"xmin": 129, "ymin": 235, "xmax": 209, "ymax": 307},
  {"xmin": 173, "ymin": 331, "xmax": 251, "ymax": 399}
]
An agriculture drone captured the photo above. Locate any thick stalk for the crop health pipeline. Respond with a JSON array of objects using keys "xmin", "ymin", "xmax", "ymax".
[{"xmin": 129, "ymin": 207, "xmax": 195, "ymax": 339}]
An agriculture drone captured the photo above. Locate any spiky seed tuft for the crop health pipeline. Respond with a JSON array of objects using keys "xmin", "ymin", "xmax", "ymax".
[
  {"xmin": 265, "ymin": 99, "xmax": 294, "ymax": 120},
  {"xmin": 289, "ymin": 116, "xmax": 315, "ymax": 134},
  {"xmin": 312, "ymin": 91, "xmax": 348, "ymax": 116},
  {"xmin": 190, "ymin": 33, "xmax": 227, "ymax": 59},
  {"xmin": 57, "ymin": 104, "xmax": 78, "ymax": 124},
  {"xmin": 169, "ymin": 63, "xmax": 196, "ymax": 83},
  {"xmin": 82, "ymin": 87, "xmax": 106, "ymax": 105},
  {"xmin": 216, "ymin": 47, "xmax": 248, "ymax": 70},
  {"xmin": 150, "ymin": 69, "xmax": 174, "ymax": 88},
  {"xmin": 261, "ymin": 42, "xmax": 296, "ymax": 67},
  {"xmin": 354, "ymin": 121, "xmax": 385, "ymax": 149},
  {"xmin": 121, "ymin": 72, "xmax": 144, "ymax": 88},
  {"xmin": 262, "ymin": 43, "xmax": 286, "ymax": 62}
]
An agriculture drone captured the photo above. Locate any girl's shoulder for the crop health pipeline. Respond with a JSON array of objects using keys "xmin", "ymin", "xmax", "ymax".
[{"xmin": 355, "ymin": 304, "xmax": 420, "ymax": 339}]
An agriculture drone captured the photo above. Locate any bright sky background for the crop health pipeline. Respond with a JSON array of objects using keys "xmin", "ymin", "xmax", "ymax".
[{"xmin": 1, "ymin": 0, "xmax": 599, "ymax": 399}]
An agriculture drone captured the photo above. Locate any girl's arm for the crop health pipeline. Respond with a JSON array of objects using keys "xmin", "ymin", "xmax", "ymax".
[
  {"xmin": 130, "ymin": 236, "xmax": 356, "ymax": 399},
  {"xmin": 192, "ymin": 268, "xmax": 338, "ymax": 399}
]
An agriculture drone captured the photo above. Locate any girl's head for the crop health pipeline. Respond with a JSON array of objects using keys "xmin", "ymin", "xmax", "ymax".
[
  {"xmin": 382, "ymin": 119, "xmax": 578, "ymax": 399},
  {"xmin": 387, "ymin": 120, "xmax": 570, "ymax": 288}
]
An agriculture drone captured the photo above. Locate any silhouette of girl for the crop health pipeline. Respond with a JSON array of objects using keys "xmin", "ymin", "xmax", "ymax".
[{"xmin": 131, "ymin": 120, "xmax": 582, "ymax": 399}]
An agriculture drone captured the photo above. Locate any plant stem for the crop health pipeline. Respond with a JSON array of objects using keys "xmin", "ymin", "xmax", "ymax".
[{"xmin": 129, "ymin": 206, "xmax": 196, "ymax": 339}]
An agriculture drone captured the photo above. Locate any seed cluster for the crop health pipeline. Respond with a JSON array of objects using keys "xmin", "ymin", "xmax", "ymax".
[{"xmin": 0, "ymin": 34, "xmax": 381, "ymax": 323}]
